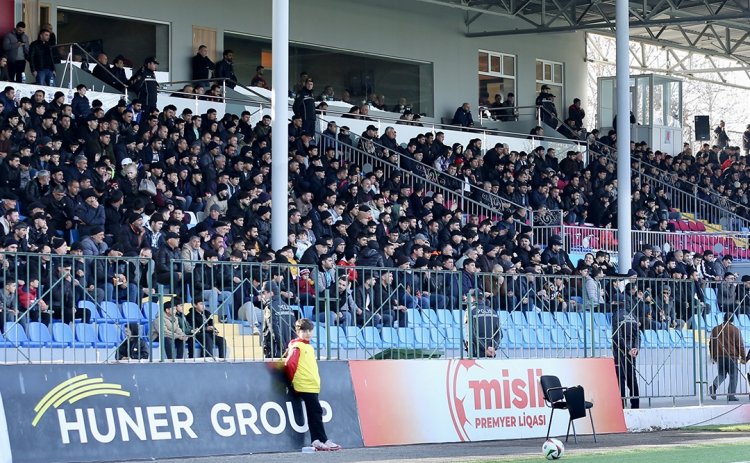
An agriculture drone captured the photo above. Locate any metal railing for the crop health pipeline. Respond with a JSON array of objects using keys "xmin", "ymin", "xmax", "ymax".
[
  {"xmin": 54, "ymin": 42, "xmax": 128, "ymax": 95},
  {"xmin": 0, "ymin": 252, "xmax": 746, "ymax": 406},
  {"xmin": 322, "ymin": 129, "xmax": 515, "ymax": 223}
]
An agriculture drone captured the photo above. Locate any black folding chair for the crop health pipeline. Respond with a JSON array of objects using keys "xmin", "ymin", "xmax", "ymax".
[{"xmin": 540, "ymin": 375, "xmax": 596, "ymax": 443}]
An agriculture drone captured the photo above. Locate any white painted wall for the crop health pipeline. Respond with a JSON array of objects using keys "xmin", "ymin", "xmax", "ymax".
[{"xmin": 44, "ymin": 0, "xmax": 586, "ymax": 121}]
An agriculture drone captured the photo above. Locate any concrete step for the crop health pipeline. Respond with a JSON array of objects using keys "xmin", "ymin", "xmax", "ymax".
[{"xmin": 215, "ymin": 321, "xmax": 264, "ymax": 361}]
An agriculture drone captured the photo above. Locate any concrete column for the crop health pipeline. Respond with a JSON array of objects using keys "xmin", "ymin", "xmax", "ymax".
[
  {"xmin": 270, "ymin": 0, "xmax": 289, "ymax": 251},
  {"xmin": 615, "ymin": 0, "xmax": 632, "ymax": 272}
]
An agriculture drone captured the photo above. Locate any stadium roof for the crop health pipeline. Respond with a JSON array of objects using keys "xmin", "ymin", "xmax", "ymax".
[{"xmin": 417, "ymin": 0, "xmax": 750, "ymax": 69}]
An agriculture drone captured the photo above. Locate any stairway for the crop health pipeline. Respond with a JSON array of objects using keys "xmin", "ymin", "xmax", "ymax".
[{"xmin": 214, "ymin": 321, "xmax": 265, "ymax": 361}]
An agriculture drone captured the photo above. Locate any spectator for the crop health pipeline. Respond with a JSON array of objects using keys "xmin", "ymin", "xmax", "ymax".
[
  {"xmin": 452, "ymin": 103, "xmax": 474, "ymax": 128},
  {"xmin": 128, "ymin": 57, "xmax": 159, "ymax": 113},
  {"xmin": 214, "ymin": 49, "xmax": 237, "ymax": 88},
  {"xmin": 2, "ymin": 22, "xmax": 29, "ymax": 83},
  {"xmin": 92, "ymin": 53, "xmax": 120, "ymax": 89},
  {"xmin": 714, "ymin": 120, "xmax": 730, "ymax": 149},
  {"xmin": 536, "ymin": 85, "xmax": 558, "ymax": 129},
  {"xmin": 293, "ymin": 78, "xmax": 316, "ymax": 136},
  {"xmin": 188, "ymin": 297, "xmax": 226, "ymax": 358},
  {"xmin": 28, "ymin": 29, "xmax": 55, "ymax": 85},
  {"xmin": 151, "ymin": 298, "xmax": 191, "ymax": 360},
  {"xmin": 116, "ymin": 323, "xmax": 150, "ymax": 361},
  {"xmin": 250, "ymin": 65, "xmax": 268, "ymax": 89},
  {"xmin": 191, "ymin": 45, "xmax": 215, "ymax": 84},
  {"xmin": 567, "ymin": 98, "xmax": 585, "ymax": 128}
]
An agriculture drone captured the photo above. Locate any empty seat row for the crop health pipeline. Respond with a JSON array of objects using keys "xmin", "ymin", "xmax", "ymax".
[
  {"xmin": 2, "ymin": 322, "xmax": 124, "ymax": 348},
  {"xmin": 78, "ymin": 301, "xmax": 160, "ymax": 324}
]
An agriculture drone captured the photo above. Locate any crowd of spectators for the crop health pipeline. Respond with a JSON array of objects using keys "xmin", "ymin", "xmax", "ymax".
[{"xmin": 0, "ymin": 38, "xmax": 748, "ymax": 350}]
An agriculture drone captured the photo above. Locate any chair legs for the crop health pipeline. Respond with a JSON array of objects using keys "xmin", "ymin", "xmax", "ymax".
[
  {"xmin": 589, "ymin": 409, "xmax": 597, "ymax": 443},
  {"xmin": 565, "ymin": 419, "xmax": 578, "ymax": 443},
  {"xmin": 546, "ymin": 409, "xmax": 555, "ymax": 439}
]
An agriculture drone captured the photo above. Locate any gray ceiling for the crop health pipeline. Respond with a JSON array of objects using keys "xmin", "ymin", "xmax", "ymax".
[{"xmin": 418, "ymin": 0, "xmax": 750, "ymax": 66}]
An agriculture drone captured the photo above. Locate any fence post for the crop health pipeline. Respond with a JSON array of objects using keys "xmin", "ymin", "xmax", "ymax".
[{"xmin": 323, "ymin": 288, "xmax": 331, "ymax": 361}]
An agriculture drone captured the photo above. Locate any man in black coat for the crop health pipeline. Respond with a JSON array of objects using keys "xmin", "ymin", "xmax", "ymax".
[
  {"xmin": 128, "ymin": 57, "xmax": 160, "ymax": 113},
  {"xmin": 293, "ymin": 77, "xmax": 317, "ymax": 136},
  {"xmin": 191, "ymin": 45, "xmax": 215, "ymax": 84},
  {"xmin": 612, "ymin": 300, "xmax": 641, "ymax": 408},
  {"xmin": 214, "ymin": 50, "xmax": 237, "ymax": 88}
]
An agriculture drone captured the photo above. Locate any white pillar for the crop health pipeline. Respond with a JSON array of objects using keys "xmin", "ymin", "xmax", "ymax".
[
  {"xmin": 615, "ymin": 0, "xmax": 632, "ymax": 272},
  {"xmin": 271, "ymin": 0, "xmax": 289, "ymax": 251}
]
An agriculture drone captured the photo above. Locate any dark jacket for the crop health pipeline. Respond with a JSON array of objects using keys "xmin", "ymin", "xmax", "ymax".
[
  {"xmin": 28, "ymin": 38, "xmax": 55, "ymax": 73},
  {"xmin": 293, "ymin": 88, "xmax": 316, "ymax": 135},
  {"xmin": 191, "ymin": 53, "xmax": 215, "ymax": 81},
  {"xmin": 214, "ymin": 58, "xmax": 237, "ymax": 88},
  {"xmin": 129, "ymin": 66, "xmax": 159, "ymax": 109},
  {"xmin": 465, "ymin": 299, "xmax": 501, "ymax": 357},
  {"xmin": 612, "ymin": 307, "xmax": 640, "ymax": 352}
]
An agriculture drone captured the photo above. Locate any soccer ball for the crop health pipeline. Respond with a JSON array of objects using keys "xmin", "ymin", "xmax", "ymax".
[{"xmin": 542, "ymin": 438, "xmax": 564, "ymax": 460}]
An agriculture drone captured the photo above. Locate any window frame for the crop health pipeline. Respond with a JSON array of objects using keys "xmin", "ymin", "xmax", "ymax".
[{"xmin": 478, "ymin": 49, "xmax": 517, "ymax": 107}]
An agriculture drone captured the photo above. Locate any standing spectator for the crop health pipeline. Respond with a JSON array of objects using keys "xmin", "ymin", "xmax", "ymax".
[
  {"xmin": 536, "ymin": 85, "xmax": 558, "ymax": 129},
  {"xmin": 452, "ymin": 103, "xmax": 474, "ymax": 127},
  {"xmin": 612, "ymin": 296, "xmax": 641, "ymax": 409},
  {"xmin": 2, "ymin": 22, "xmax": 30, "ymax": 83},
  {"xmin": 128, "ymin": 57, "xmax": 159, "ymax": 113},
  {"xmin": 191, "ymin": 45, "xmax": 215, "ymax": 84},
  {"xmin": 714, "ymin": 120, "xmax": 730, "ymax": 149},
  {"xmin": 708, "ymin": 313, "xmax": 745, "ymax": 401},
  {"xmin": 214, "ymin": 50, "xmax": 237, "ymax": 88},
  {"xmin": 567, "ymin": 98, "xmax": 585, "ymax": 128},
  {"xmin": 498, "ymin": 93, "xmax": 518, "ymax": 122},
  {"xmin": 28, "ymin": 29, "xmax": 55, "ymax": 86},
  {"xmin": 250, "ymin": 65, "xmax": 268, "ymax": 89},
  {"xmin": 742, "ymin": 124, "xmax": 750, "ymax": 157},
  {"xmin": 293, "ymin": 77, "xmax": 316, "ymax": 136},
  {"xmin": 110, "ymin": 55, "xmax": 128, "ymax": 91},
  {"xmin": 0, "ymin": 56, "xmax": 10, "ymax": 82},
  {"xmin": 92, "ymin": 53, "xmax": 120, "ymax": 89}
]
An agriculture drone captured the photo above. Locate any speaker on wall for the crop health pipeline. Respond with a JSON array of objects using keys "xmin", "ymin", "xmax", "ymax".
[{"xmin": 695, "ymin": 115, "xmax": 710, "ymax": 141}]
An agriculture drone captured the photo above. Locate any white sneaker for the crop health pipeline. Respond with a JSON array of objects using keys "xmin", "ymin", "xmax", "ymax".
[
  {"xmin": 312, "ymin": 440, "xmax": 330, "ymax": 451},
  {"xmin": 324, "ymin": 440, "xmax": 341, "ymax": 451}
]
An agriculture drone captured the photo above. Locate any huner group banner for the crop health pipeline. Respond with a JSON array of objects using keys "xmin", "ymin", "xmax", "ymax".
[
  {"xmin": 0, "ymin": 362, "xmax": 363, "ymax": 463},
  {"xmin": 349, "ymin": 358, "xmax": 626, "ymax": 446}
]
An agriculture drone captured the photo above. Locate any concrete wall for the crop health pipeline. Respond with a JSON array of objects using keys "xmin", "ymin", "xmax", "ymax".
[{"xmin": 44, "ymin": 0, "xmax": 587, "ymax": 120}]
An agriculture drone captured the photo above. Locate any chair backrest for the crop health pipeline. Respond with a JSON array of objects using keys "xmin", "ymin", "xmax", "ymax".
[
  {"xmin": 100, "ymin": 302, "xmax": 121, "ymax": 321},
  {"xmin": 563, "ymin": 385, "xmax": 587, "ymax": 420},
  {"xmin": 4, "ymin": 323, "xmax": 28, "ymax": 343},
  {"xmin": 28, "ymin": 322, "xmax": 52, "ymax": 343},
  {"xmin": 52, "ymin": 323, "xmax": 75, "ymax": 343},
  {"xmin": 75, "ymin": 323, "xmax": 98, "ymax": 344},
  {"xmin": 98, "ymin": 324, "xmax": 123, "ymax": 343},
  {"xmin": 540, "ymin": 375, "xmax": 564, "ymax": 404},
  {"xmin": 142, "ymin": 302, "xmax": 160, "ymax": 320},
  {"xmin": 121, "ymin": 302, "xmax": 143, "ymax": 320}
]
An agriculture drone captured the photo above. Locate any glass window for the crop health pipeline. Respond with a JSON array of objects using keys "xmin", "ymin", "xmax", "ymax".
[
  {"xmin": 536, "ymin": 59, "xmax": 565, "ymax": 105},
  {"xmin": 478, "ymin": 50, "xmax": 516, "ymax": 110},
  {"xmin": 225, "ymin": 34, "xmax": 435, "ymax": 116},
  {"xmin": 57, "ymin": 8, "xmax": 170, "ymax": 71}
]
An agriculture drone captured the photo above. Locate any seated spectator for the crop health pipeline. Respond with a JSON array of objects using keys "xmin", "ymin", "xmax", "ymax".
[
  {"xmin": 116, "ymin": 323, "xmax": 150, "ymax": 361},
  {"xmin": 151, "ymin": 298, "xmax": 191, "ymax": 360}
]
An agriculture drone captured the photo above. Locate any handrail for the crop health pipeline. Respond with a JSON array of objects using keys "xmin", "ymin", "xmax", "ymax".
[
  {"xmin": 56, "ymin": 42, "xmax": 128, "ymax": 95},
  {"xmin": 322, "ymin": 129, "xmax": 522, "ymax": 223},
  {"xmin": 321, "ymin": 103, "xmax": 587, "ymax": 149},
  {"xmin": 358, "ymin": 129, "xmax": 530, "ymax": 217},
  {"xmin": 159, "ymin": 77, "xmax": 272, "ymax": 105}
]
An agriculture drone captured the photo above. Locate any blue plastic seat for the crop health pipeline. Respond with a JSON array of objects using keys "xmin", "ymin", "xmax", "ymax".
[
  {"xmin": 737, "ymin": 314, "xmax": 750, "ymax": 328},
  {"xmin": 398, "ymin": 327, "xmax": 429, "ymax": 349},
  {"xmin": 506, "ymin": 327, "xmax": 523, "ymax": 348},
  {"xmin": 446, "ymin": 326, "xmax": 464, "ymax": 347},
  {"xmin": 344, "ymin": 326, "xmax": 359, "ymax": 347},
  {"xmin": 96, "ymin": 302, "xmax": 124, "ymax": 324},
  {"xmin": 420, "ymin": 309, "xmax": 438, "ymax": 327},
  {"xmin": 536, "ymin": 328, "xmax": 554, "ymax": 349},
  {"xmin": 414, "ymin": 327, "xmax": 436, "ymax": 349},
  {"xmin": 642, "ymin": 330, "xmax": 658, "ymax": 348},
  {"xmin": 51, "ymin": 323, "xmax": 89, "ymax": 348},
  {"xmin": 380, "ymin": 327, "xmax": 399, "ymax": 348},
  {"xmin": 567, "ymin": 312, "xmax": 583, "ymax": 327},
  {"xmin": 4, "ymin": 323, "xmax": 33, "ymax": 347},
  {"xmin": 74, "ymin": 323, "xmax": 98, "ymax": 346},
  {"xmin": 28, "ymin": 322, "xmax": 67, "ymax": 347},
  {"xmin": 497, "ymin": 310, "xmax": 511, "ymax": 326},
  {"xmin": 510, "ymin": 311, "xmax": 526, "ymax": 327},
  {"xmin": 406, "ymin": 309, "xmax": 424, "ymax": 328},
  {"xmin": 553, "ymin": 312, "xmax": 568, "ymax": 326},
  {"xmin": 141, "ymin": 302, "xmax": 161, "ymax": 320},
  {"xmin": 121, "ymin": 302, "xmax": 147, "ymax": 323},
  {"xmin": 539, "ymin": 311, "xmax": 555, "ymax": 328},
  {"xmin": 669, "ymin": 330, "xmax": 687, "ymax": 347},
  {"xmin": 525, "ymin": 312, "xmax": 541, "ymax": 327},
  {"xmin": 301, "ymin": 306, "xmax": 314, "ymax": 320},
  {"xmin": 97, "ymin": 324, "xmax": 123, "ymax": 348},
  {"xmin": 520, "ymin": 328, "xmax": 536, "ymax": 348},
  {"xmin": 450, "ymin": 309, "xmax": 463, "ymax": 324},
  {"xmin": 436, "ymin": 309, "xmax": 456, "ymax": 327},
  {"xmin": 430, "ymin": 327, "xmax": 455, "ymax": 348},
  {"xmin": 77, "ymin": 300, "xmax": 100, "ymax": 321},
  {"xmin": 357, "ymin": 326, "xmax": 383, "ymax": 349}
]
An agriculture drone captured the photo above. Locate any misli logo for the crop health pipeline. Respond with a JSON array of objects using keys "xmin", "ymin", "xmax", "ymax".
[
  {"xmin": 445, "ymin": 360, "xmax": 547, "ymax": 441},
  {"xmin": 32, "ymin": 374, "xmax": 130, "ymax": 426}
]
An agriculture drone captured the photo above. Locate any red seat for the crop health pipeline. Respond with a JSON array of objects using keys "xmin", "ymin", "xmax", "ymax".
[{"xmin": 694, "ymin": 221, "xmax": 706, "ymax": 232}]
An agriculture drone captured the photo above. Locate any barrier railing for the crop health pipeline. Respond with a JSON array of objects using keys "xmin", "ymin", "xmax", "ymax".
[{"xmin": 0, "ymin": 253, "xmax": 746, "ymax": 406}]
